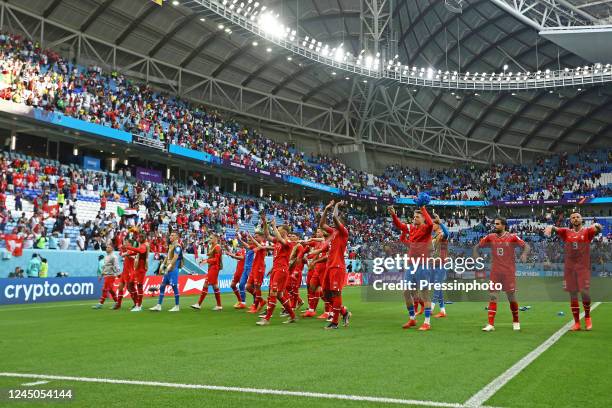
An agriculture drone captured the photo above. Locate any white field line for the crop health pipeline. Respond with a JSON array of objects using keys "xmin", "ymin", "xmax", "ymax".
[
  {"xmin": 21, "ymin": 380, "xmax": 49, "ymax": 386},
  {"xmin": 0, "ymin": 372, "xmax": 499, "ymax": 408},
  {"xmin": 465, "ymin": 301, "xmax": 602, "ymax": 407}
]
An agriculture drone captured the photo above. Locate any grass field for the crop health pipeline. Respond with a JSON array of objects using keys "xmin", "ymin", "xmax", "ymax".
[{"xmin": 0, "ymin": 287, "xmax": 609, "ymax": 408}]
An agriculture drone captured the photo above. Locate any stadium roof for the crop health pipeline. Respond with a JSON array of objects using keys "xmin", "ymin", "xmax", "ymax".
[{"xmin": 7, "ymin": 0, "xmax": 612, "ymax": 162}]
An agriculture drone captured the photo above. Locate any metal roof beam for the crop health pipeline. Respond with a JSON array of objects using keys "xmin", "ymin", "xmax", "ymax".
[
  {"xmin": 115, "ymin": 2, "xmax": 157, "ymax": 45},
  {"xmin": 548, "ymin": 96, "xmax": 612, "ymax": 150},
  {"xmin": 42, "ymin": 0, "xmax": 62, "ymax": 18},
  {"xmin": 270, "ymin": 63, "xmax": 318, "ymax": 95},
  {"xmin": 489, "ymin": 0, "xmax": 598, "ymax": 29},
  {"xmin": 80, "ymin": 0, "xmax": 115, "ymax": 33},
  {"xmin": 179, "ymin": 31, "xmax": 221, "ymax": 68},
  {"xmin": 148, "ymin": 14, "xmax": 199, "ymax": 58},
  {"xmin": 520, "ymin": 87, "xmax": 601, "ymax": 148},
  {"xmin": 241, "ymin": 52, "xmax": 289, "ymax": 87}
]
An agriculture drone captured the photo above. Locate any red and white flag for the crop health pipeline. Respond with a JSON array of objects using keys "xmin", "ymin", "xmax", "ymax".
[
  {"xmin": 4, "ymin": 234, "xmax": 24, "ymax": 257},
  {"xmin": 42, "ymin": 203, "xmax": 60, "ymax": 217}
]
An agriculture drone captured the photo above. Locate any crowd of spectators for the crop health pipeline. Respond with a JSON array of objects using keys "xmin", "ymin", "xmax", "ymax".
[
  {"xmin": 0, "ymin": 33, "xmax": 610, "ymax": 202},
  {"xmin": 0, "ymin": 150, "xmax": 393, "ymax": 259},
  {"xmin": 0, "ymin": 147, "xmax": 610, "ymax": 264}
]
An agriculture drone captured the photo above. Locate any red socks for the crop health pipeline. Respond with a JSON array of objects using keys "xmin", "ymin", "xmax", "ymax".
[
  {"xmin": 280, "ymin": 293, "xmax": 296, "ymax": 319},
  {"xmin": 307, "ymin": 287, "xmax": 314, "ymax": 310},
  {"xmin": 331, "ymin": 295, "xmax": 346, "ymax": 325},
  {"xmin": 510, "ymin": 301, "xmax": 519, "ymax": 323},
  {"xmin": 127, "ymin": 283, "xmax": 137, "ymax": 306},
  {"xmin": 198, "ymin": 287, "xmax": 221, "ymax": 306},
  {"xmin": 311, "ymin": 288, "xmax": 321, "ymax": 311},
  {"xmin": 214, "ymin": 288, "xmax": 222, "ymax": 307},
  {"xmin": 583, "ymin": 300, "xmax": 591, "ymax": 318},
  {"xmin": 255, "ymin": 288, "xmax": 263, "ymax": 308},
  {"xmin": 232, "ymin": 287, "xmax": 241, "ymax": 302},
  {"xmin": 198, "ymin": 288, "xmax": 208, "ymax": 305},
  {"xmin": 99, "ymin": 290, "xmax": 108, "ymax": 304},
  {"xmin": 264, "ymin": 296, "xmax": 277, "ymax": 320},
  {"xmin": 488, "ymin": 301, "xmax": 497, "ymax": 325},
  {"xmin": 571, "ymin": 298, "xmax": 580, "ymax": 323},
  {"xmin": 136, "ymin": 284, "xmax": 143, "ymax": 307}
]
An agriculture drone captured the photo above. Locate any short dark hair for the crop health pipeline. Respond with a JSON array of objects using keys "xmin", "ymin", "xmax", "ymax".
[{"xmin": 495, "ymin": 217, "xmax": 508, "ymax": 227}]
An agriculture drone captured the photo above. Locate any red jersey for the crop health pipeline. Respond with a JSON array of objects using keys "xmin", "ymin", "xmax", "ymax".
[
  {"xmin": 126, "ymin": 242, "xmax": 149, "ymax": 273},
  {"xmin": 556, "ymin": 226, "xmax": 597, "ymax": 266},
  {"xmin": 252, "ymin": 245, "xmax": 266, "ymax": 272},
  {"xmin": 306, "ymin": 240, "xmax": 322, "ymax": 260},
  {"xmin": 391, "ymin": 207, "xmax": 433, "ymax": 259},
  {"xmin": 13, "ymin": 174, "xmax": 23, "ymax": 188},
  {"xmin": 315, "ymin": 238, "xmax": 330, "ymax": 261},
  {"xmin": 478, "ymin": 232, "xmax": 526, "ymax": 273},
  {"xmin": 272, "ymin": 238, "xmax": 291, "ymax": 272},
  {"xmin": 234, "ymin": 247, "xmax": 246, "ymax": 274},
  {"xmin": 205, "ymin": 244, "xmax": 222, "ymax": 269},
  {"xmin": 324, "ymin": 224, "xmax": 349, "ymax": 270},
  {"xmin": 291, "ymin": 243, "xmax": 308, "ymax": 272},
  {"xmin": 26, "ymin": 173, "xmax": 36, "ymax": 185},
  {"xmin": 122, "ymin": 252, "xmax": 135, "ymax": 274}
]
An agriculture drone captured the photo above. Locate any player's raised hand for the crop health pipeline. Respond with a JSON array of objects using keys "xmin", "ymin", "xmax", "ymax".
[
  {"xmin": 387, "ymin": 205, "xmax": 395, "ymax": 215},
  {"xmin": 433, "ymin": 212, "xmax": 441, "ymax": 224},
  {"xmin": 324, "ymin": 200, "xmax": 335, "ymax": 211},
  {"xmin": 543, "ymin": 226, "xmax": 553, "ymax": 237},
  {"xmin": 335, "ymin": 200, "xmax": 345, "ymax": 208}
]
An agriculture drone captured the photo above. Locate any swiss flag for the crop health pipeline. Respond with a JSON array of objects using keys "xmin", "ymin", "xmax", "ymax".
[
  {"xmin": 4, "ymin": 234, "xmax": 24, "ymax": 256},
  {"xmin": 42, "ymin": 203, "xmax": 60, "ymax": 217}
]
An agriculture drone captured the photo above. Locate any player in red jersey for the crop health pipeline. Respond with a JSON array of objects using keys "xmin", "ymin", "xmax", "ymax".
[
  {"xmin": 225, "ymin": 245, "xmax": 247, "ymax": 309},
  {"xmin": 113, "ymin": 235, "xmax": 138, "ymax": 310},
  {"xmin": 300, "ymin": 231, "xmax": 327, "ymax": 318},
  {"xmin": 92, "ymin": 244, "xmax": 119, "ymax": 309},
  {"xmin": 430, "ymin": 213, "xmax": 450, "ymax": 318},
  {"xmin": 246, "ymin": 231, "xmax": 269, "ymax": 313},
  {"xmin": 397, "ymin": 216, "xmax": 424, "ymax": 315},
  {"xmin": 256, "ymin": 213, "xmax": 297, "ymax": 325},
  {"xmin": 389, "ymin": 204, "xmax": 434, "ymax": 331},
  {"xmin": 125, "ymin": 232, "xmax": 150, "ymax": 312},
  {"xmin": 545, "ymin": 213, "xmax": 602, "ymax": 331},
  {"xmin": 319, "ymin": 200, "xmax": 351, "ymax": 329},
  {"xmin": 307, "ymin": 230, "xmax": 333, "ymax": 319},
  {"xmin": 192, "ymin": 234, "xmax": 223, "ymax": 311},
  {"xmin": 474, "ymin": 217, "xmax": 530, "ymax": 332},
  {"xmin": 287, "ymin": 234, "xmax": 307, "ymax": 311}
]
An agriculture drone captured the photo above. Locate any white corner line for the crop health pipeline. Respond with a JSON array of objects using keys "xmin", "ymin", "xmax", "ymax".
[
  {"xmin": 464, "ymin": 301, "xmax": 602, "ymax": 407},
  {"xmin": 0, "ymin": 372, "xmax": 499, "ymax": 408}
]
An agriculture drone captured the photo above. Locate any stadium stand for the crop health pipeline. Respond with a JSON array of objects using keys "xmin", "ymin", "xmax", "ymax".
[{"xmin": 1, "ymin": 32, "xmax": 610, "ymax": 201}]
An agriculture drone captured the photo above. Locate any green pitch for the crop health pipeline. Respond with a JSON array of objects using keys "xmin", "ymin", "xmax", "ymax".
[{"xmin": 0, "ymin": 287, "xmax": 609, "ymax": 408}]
